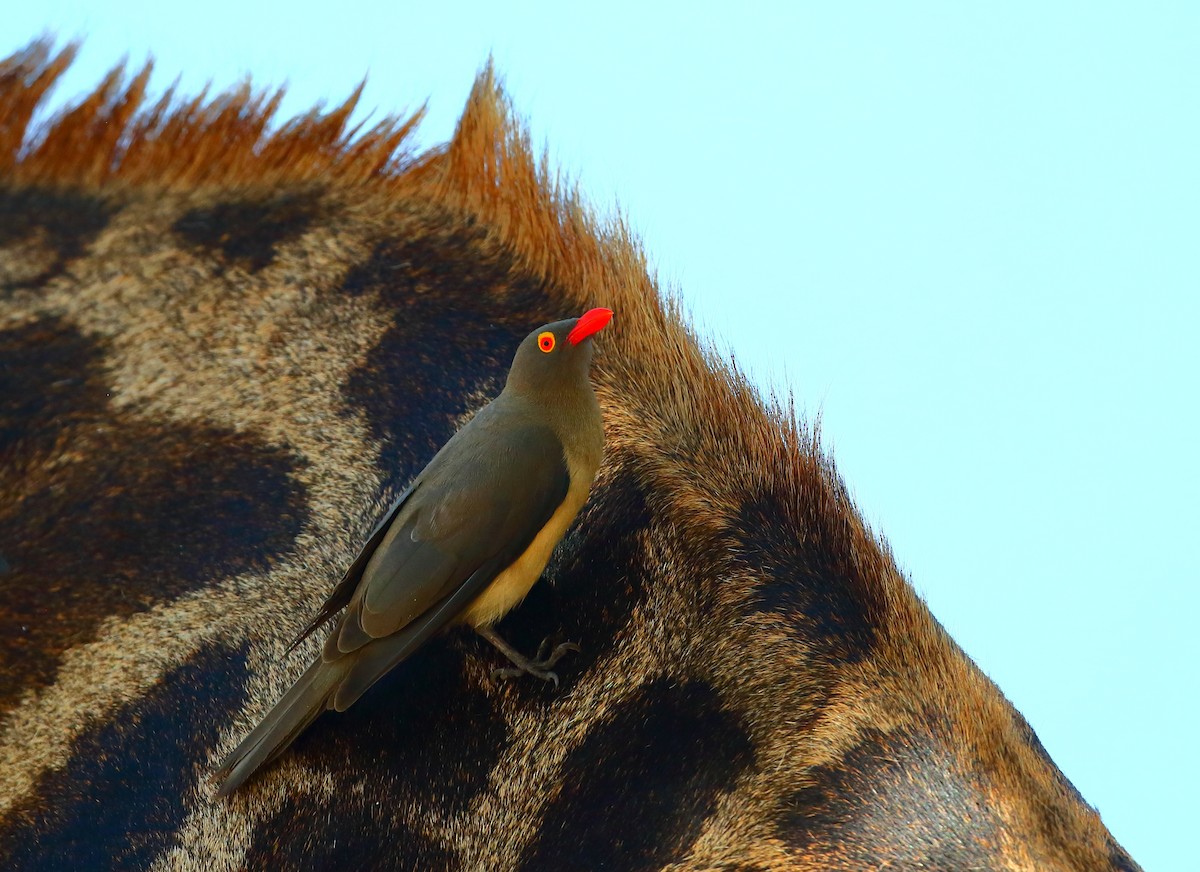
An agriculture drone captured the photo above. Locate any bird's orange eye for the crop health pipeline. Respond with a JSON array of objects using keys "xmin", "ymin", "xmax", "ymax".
[{"xmin": 538, "ymin": 331, "xmax": 555, "ymax": 353}]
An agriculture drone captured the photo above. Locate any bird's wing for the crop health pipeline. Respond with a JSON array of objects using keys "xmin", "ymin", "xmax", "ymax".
[
  {"xmin": 324, "ymin": 421, "xmax": 571, "ymax": 659},
  {"xmin": 286, "ymin": 480, "xmax": 420, "ymax": 652}
]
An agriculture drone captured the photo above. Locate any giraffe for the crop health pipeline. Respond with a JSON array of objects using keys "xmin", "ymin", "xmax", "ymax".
[{"xmin": 0, "ymin": 41, "xmax": 1140, "ymax": 871}]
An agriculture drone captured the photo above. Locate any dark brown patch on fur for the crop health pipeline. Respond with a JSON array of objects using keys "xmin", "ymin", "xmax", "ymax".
[
  {"xmin": 0, "ymin": 315, "xmax": 107, "ymax": 454},
  {"xmin": 340, "ymin": 223, "xmax": 557, "ymax": 480},
  {"xmin": 0, "ymin": 317, "xmax": 309, "ymax": 709},
  {"xmin": 0, "ymin": 641, "xmax": 249, "ymax": 871},
  {"xmin": 287, "ymin": 639, "xmax": 507, "ymax": 815},
  {"xmin": 489, "ymin": 463, "xmax": 653, "ymax": 693},
  {"xmin": 172, "ymin": 189, "xmax": 324, "ymax": 272},
  {"xmin": 777, "ymin": 727, "xmax": 1003, "ymax": 869},
  {"xmin": 0, "ymin": 186, "xmax": 115, "ymax": 290},
  {"xmin": 736, "ymin": 488, "xmax": 880, "ymax": 664},
  {"xmin": 238, "ymin": 642, "xmax": 500, "ymax": 868},
  {"xmin": 519, "ymin": 678, "xmax": 754, "ymax": 871},
  {"xmin": 246, "ymin": 791, "xmax": 458, "ymax": 872}
]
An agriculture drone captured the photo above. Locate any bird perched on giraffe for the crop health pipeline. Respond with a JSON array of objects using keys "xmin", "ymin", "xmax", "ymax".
[{"xmin": 213, "ymin": 307, "xmax": 613, "ymax": 795}]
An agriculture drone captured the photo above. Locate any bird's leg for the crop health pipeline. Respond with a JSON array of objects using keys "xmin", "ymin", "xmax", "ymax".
[{"xmin": 475, "ymin": 626, "xmax": 580, "ymax": 688}]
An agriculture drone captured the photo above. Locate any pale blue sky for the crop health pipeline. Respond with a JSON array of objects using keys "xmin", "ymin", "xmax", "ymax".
[{"xmin": 7, "ymin": 3, "xmax": 1197, "ymax": 868}]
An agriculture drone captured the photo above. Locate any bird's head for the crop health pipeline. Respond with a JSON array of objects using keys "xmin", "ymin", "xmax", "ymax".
[{"xmin": 504, "ymin": 307, "xmax": 613, "ymax": 397}]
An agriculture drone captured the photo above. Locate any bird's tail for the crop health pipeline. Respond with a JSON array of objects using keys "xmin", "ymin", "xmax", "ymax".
[{"xmin": 211, "ymin": 656, "xmax": 348, "ymax": 796}]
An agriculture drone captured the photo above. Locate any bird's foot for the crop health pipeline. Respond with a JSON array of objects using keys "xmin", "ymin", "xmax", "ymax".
[
  {"xmin": 476, "ymin": 626, "xmax": 579, "ymax": 688},
  {"xmin": 491, "ymin": 639, "xmax": 581, "ymax": 688}
]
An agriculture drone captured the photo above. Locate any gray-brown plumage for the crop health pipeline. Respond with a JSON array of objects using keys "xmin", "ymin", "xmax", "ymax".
[{"xmin": 211, "ymin": 308, "xmax": 612, "ymax": 795}]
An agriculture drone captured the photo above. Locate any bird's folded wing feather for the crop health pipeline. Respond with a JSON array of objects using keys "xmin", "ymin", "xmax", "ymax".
[
  {"xmin": 324, "ymin": 420, "xmax": 571, "ymax": 659},
  {"xmin": 286, "ymin": 481, "xmax": 419, "ymax": 651}
]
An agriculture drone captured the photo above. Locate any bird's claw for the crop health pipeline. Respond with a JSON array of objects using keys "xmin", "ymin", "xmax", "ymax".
[
  {"xmin": 492, "ymin": 664, "xmax": 560, "ymax": 687},
  {"xmin": 491, "ymin": 637, "xmax": 581, "ymax": 688},
  {"xmin": 537, "ymin": 639, "xmax": 581, "ymax": 665}
]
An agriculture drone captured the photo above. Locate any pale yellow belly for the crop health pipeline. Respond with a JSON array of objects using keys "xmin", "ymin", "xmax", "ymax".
[{"xmin": 459, "ymin": 478, "xmax": 589, "ymax": 628}]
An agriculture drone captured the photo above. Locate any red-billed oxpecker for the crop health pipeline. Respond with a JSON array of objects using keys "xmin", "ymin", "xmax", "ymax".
[{"xmin": 212, "ymin": 308, "xmax": 613, "ymax": 795}]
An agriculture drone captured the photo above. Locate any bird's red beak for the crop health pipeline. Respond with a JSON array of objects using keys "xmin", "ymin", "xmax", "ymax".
[{"xmin": 567, "ymin": 308, "xmax": 614, "ymax": 345}]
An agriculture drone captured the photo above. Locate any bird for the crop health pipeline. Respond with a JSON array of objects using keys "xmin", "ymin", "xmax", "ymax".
[{"xmin": 211, "ymin": 307, "xmax": 613, "ymax": 796}]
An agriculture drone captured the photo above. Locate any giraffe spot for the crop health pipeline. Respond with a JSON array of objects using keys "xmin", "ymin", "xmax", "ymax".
[
  {"xmin": 735, "ymin": 491, "xmax": 879, "ymax": 664},
  {"xmin": 0, "ymin": 186, "xmax": 114, "ymax": 291},
  {"xmin": 289, "ymin": 640, "xmax": 507, "ymax": 816},
  {"xmin": 0, "ymin": 317, "xmax": 310, "ymax": 710},
  {"xmin": 172, "ymin": 189, "xmax": 324, "ymax": 272},
  {"xmin": 776, "ymin": 727, "xmax": 1002, "ymax": 869},
  {"xmin": 519, "ymin": 678, "xmax": 754, "ymax": 871},
  {"xmin": 339, "ymin": 218, "xmax": 558, "ymax": 491},
  {"xmin": 0, "ymin": 642, "xmax": 249, "ymax": 871},
  {"xmin": 0, "ymin": 315, "xmax": 107, "ymax": 455},
  {"xmin": 246, "ymin": 790, "xmax": 458, "ymax": 872}
]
